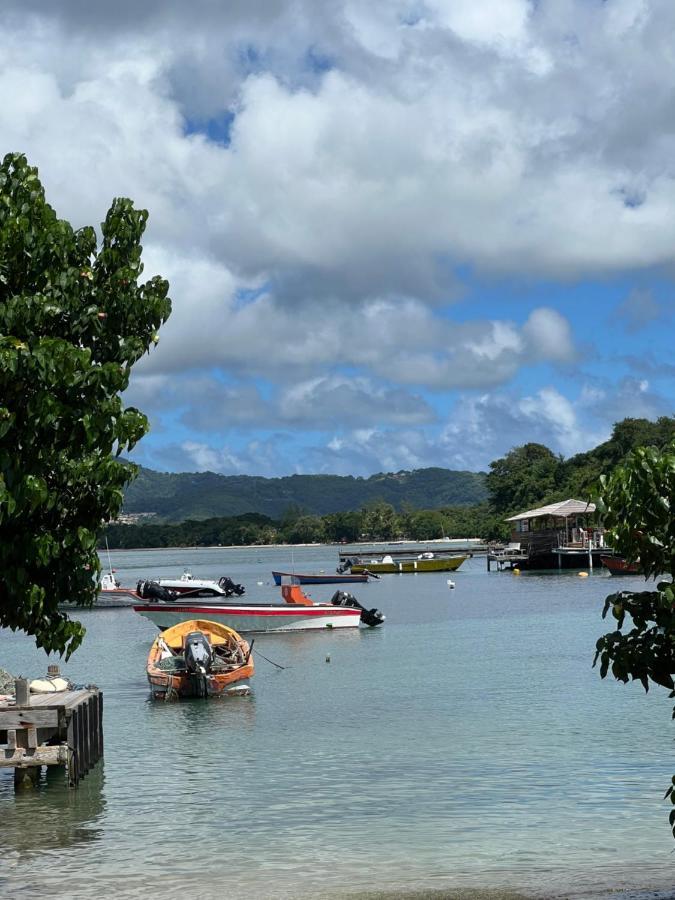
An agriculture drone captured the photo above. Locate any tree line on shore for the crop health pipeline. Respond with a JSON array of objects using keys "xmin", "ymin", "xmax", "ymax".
[{"xmin": 102, "ymin": 416, "xmax": 675, "ymax": 549}]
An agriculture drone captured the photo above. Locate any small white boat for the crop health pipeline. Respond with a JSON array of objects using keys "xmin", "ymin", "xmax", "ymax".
[
  {"xmin": 95, "ymin": 571, "xmax": 139, "ymax": 606},
  {"xmin": 97, "ymin": 540, "xmax": 139, "ymax": 605},
  {"xmin": 134, "ymin": 582, "xmax": 385, "ymax": 634},
  {"xmin": 153, "ymin": 570, "xmax": 246, "ymax": 596}
]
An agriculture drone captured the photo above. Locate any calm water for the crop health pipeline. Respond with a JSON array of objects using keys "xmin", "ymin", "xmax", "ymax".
[{"xmin": 1, "ymin": 545, "xmax": 674, "ymax": 899}]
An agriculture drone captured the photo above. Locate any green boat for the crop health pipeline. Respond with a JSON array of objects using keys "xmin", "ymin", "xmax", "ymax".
[{"xmin": 349, "ymin": 554, "xmax": 468, "ymax": 574}]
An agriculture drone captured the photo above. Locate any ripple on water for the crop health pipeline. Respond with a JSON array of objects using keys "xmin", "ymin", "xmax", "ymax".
[{"xmin": 1, "ymin": 549, "xmax": 673, "ymax": 898}]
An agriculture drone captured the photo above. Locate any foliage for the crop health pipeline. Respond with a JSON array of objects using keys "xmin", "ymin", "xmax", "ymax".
[
  {"xmin": 593, "ymin": 442, "xmax": 675, "ymax": 837},
  {"xmin": 360, "ymin": 501, "xmax": 402, "ymax": 541},
  {"xmin": 103, "ymin": 501, "xmax": 509, "ymax": 549},
  {"xmin": 486, "ymin": 443, "xmax": 562, "ymax": 515},
  {"xmin": 408, "ymin": 509, "xmax": 445, "ymax": 541},
  {"xmin": 0, "ymin": 153, "xmax": 170, "ymax": 656},
  {"xmin": 487, "ymin": 418, "xmax": 675, "ymax": 517}
]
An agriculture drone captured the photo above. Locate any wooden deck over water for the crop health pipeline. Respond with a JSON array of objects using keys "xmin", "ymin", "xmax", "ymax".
[{"xmin": 0, "ymin": 686, "xmax": 103, "ymax": 788}]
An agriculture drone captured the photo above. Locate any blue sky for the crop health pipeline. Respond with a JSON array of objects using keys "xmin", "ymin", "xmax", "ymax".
[{"xmin": 1, "ymin": 0, "xmax": 673, "ymax": 476}]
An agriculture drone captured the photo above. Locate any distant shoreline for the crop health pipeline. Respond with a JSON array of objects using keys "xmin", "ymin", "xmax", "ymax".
[{"xmin": 100, "ymin": 538, "xmax": 485, "ymax": 553}]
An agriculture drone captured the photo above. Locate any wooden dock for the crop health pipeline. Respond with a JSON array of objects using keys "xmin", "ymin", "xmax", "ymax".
[
  {"xmin": 486, "ymin": 549, "xmax": 529, "ymax": 571},
  {"xmin": 0, "ymin": 682, "xmax": 103, "ymax": 788}
]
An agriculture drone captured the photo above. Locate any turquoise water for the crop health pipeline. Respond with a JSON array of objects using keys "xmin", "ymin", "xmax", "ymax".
[{"xmin": 1, "ymin": 546, "xmax": 674, "ymax": 899}]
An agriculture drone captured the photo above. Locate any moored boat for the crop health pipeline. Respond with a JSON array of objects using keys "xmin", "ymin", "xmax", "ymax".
[
  {"xmin": 272, "ymin": 570, "xmax": 371, "ymax": 586},
  {"xmin": 134, "ymin": 582, "xmax": 385, "ymax": 633},
  {"xmin": 344, "ymin": 553, "xmax": 468, "ymax": 574},
  {"xmin": 146, "ymin": 619, "xmax": 253, "ymax": 700},
  {"xmin": 154, "ymin": 570, "xmax": 246, "ymax": 596},
  {"xmin": 601, "ymin": 556, "xmax": 641, "ymax": 576},
  {"xmin": 97, "ymin": 570, "xmax": 139, "ymax": 605}
]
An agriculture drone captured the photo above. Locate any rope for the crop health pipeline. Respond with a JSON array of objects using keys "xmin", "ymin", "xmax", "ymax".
[{"xmin": 253, "ymin": 648, "xmax": 288, "ymax": 670}]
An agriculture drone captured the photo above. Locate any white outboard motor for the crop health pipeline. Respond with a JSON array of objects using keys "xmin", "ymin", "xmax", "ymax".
[{"xmin": 183, "ymin": 631, "xmax": 213, "ymax": 675}]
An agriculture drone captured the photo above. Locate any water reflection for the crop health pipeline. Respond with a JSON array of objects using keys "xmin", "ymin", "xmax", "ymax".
[
  {"xmin": 145, "ymin": 689, "xmax": 258, "ymax": 733},
  {"xmin": 0, "ymin": 762, "xmax": 105, "ymax": 854}
]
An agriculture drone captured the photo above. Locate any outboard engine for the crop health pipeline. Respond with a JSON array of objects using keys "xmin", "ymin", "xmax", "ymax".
[
  {"xmin": 336, "ymin": 558, "xmax": 354, "ymax": 575},
  {"xmin": 137, "ymin": 580, "xmax": 178, "ymax": 602},
  {"xmin": 218, "ymin": 576, "xmax": 246, "ymax": 596},
  {"xmin": 183, "ymin": 631, "xmax": 213, "ymax": 675},
  {"xmin": 330, "ymin": 590, "xmax": 385, "ymax": 628}
]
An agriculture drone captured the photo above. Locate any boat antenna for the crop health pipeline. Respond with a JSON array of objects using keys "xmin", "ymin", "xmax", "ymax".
[{"xmin": 105, "ymin": 536, "xmax": 114, "ymax": 575}]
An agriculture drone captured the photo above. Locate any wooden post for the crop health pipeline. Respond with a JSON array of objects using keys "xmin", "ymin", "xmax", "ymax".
[{"xmin": 15, "ymin": 678, "xmax": 30, "ymax": 706}]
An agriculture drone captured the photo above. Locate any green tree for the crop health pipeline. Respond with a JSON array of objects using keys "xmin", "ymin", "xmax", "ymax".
[
  {"xmin": 593, "ymin": 442, "xmax": 675, "ymax": 836},
  {"xmin": 0, "ymin": 153, "xmax": 171, "ymax": 656},
  {"xmin": 409, "ymin": 510, "xmax": 445, "ymax": 541},
  {"xmin": 284, "ymin": 515, "xmax": 326, "ymax": 544},
  {"xmin": 361, "ymin": 500, "xmax": 401, "ymax": 541},
  {"xmin": 322, "ymin": 510, "xmax": 362, "ymax": 543},
  {"xmin": 486, "ymin": 443, "xmax": 562, "ymax": 515}
]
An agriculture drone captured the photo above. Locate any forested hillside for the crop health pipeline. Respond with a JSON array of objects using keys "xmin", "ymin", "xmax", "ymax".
[
  {"xmin": 106, "ymin": 416, "xmax": 675, "ymax": 548},
  {"xmin": 486, "ymin": 416, "xmax": 675, "ymax": 516},
  {"xmin": 122, "ymin": 466, "xmax": 488, "ymax": 522}
]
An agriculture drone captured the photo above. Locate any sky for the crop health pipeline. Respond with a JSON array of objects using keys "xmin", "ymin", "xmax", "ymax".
[{"xmin": 2, "ymin": 0, "xmax": 674, "ymax": 477}]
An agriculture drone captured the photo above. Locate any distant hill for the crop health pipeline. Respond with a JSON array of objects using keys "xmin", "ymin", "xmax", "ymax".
[{"xmin": 122, "ymin": 466, "xmax": 488, "ymax": 523}]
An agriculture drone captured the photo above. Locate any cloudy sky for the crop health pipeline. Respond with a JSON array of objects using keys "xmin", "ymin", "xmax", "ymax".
[{"xmin": 3, "ymin": 0, "xmax": 674, "ymax": 476}]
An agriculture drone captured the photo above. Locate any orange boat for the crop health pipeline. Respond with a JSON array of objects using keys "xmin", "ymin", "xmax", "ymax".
[{"xmin": 146, "ymin": 619, "xmax": 254, "ymax": 700}]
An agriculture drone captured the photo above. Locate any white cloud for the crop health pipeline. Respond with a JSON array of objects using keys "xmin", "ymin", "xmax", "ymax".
[
  {"xmin": 5, "ymin": 2, "xmax": 675, "ymax": 291},
  {"xmin": 522, "ymin": 307, "xmax": 575, "ymax": 362},
  {"xmin": 1, "ymin": 2, "xmax": 674, "ymax": 478},
  {"xmin": 425, "ymin": 0, "xmax": 531, "ymax": 46}
]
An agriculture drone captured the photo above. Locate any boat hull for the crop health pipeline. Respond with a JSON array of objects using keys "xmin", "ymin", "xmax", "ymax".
[
  {"xmin": 148, "ymin": 674, "xmax": 252, "ymax": 700},
  {"xmin": 600, "ymin": 556, "xmax": 640, "ymax": 576},
  {"xmin": 272, "ymin": 571, "xmax": 369, "ymax": 585},
  {"xmin": 135, "ymin": 602, "xmax": 362, "ymax": 632},
  {"xmin": 350, "ymin": 555, "xmax": 468, "ymax": 574}
]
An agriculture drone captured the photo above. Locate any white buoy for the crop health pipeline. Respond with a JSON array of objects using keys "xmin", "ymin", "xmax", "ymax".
[
  {"xmin": 257, "ymin": 581, "xmax": 263, "ymax": 586},
  {"xmin": 447, "ymin": 579, "xmax": 455, "ymax": 589}
]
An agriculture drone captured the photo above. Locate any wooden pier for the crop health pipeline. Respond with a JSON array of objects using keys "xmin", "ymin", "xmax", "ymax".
[
  {"xmin": 487, "ymin": 545, "xmax": 529, "ymax": 571},
  {"xmin": 0, "ymin": 680, "xmax": 103, "ymax": 788}
]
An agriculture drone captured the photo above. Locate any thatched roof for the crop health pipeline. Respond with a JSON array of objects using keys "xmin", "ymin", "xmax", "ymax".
[{"xmin": 506, "ymin": 499, "xmax": 596, "ymax": 522}]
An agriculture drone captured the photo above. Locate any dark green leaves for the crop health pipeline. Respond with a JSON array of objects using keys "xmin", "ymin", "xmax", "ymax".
[
  {"xmin": 594, "ymin": 439, "xmax": 675, "ymax": 837},
  {"xmin": 0, "ymin": 152, "xmax": 171, "ymax": 656}
]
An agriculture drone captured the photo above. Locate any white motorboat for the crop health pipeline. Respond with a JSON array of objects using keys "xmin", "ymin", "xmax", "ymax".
[
  {"xmin": 133, "ymin": 582, "xmax": 385, "ymax": 634},
  {"xmin": 154, "ymin": 570, "xmax": 246, "ymax": 596}
]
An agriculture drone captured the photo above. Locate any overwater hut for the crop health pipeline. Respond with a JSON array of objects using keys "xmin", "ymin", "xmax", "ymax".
[{"xmin": 504, "ymin": 499, "xmax": 610, "ymax": 570}]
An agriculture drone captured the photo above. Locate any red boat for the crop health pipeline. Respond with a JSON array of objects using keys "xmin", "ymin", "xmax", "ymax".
[{"xmin": 600, "ymin": 556, "xmax": 640, "ymax": 576}]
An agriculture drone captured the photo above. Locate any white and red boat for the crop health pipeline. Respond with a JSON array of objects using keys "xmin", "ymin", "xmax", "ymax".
[{"xmin": 133, "ymin": 581, "xmax": 385, "ymax": 634}]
